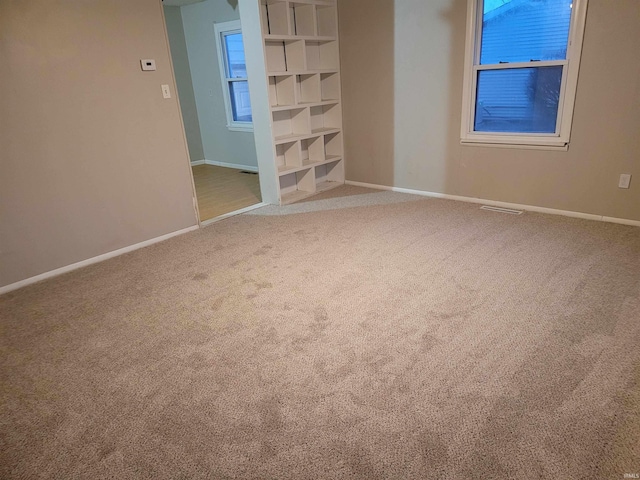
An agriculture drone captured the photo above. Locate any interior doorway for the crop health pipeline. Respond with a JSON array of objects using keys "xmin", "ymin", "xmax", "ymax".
[
  {"xmin": 163, "ymin": 0, "xmax": 262, "ymax": 222},
  {"xmin": 191, "ymin": 164, "xmax": 260, "ymax": 219}
]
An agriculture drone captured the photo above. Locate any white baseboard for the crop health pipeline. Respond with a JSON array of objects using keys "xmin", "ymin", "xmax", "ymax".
[
  {"xmin": 200, "ymin": 202, "xmax": 267, "ymax": 227},
  {"xmin": 601, "ymin": 216, "xmax": 640, "ymax": 227},
  {"xmin": 204, "ymin": 159, "xmax": 259, "ymax": 173},
  {"xmin": 345, "ymin": 180, "xmax": 640, "ymax": 227},
  {"xmin": 190, "ymin": 159, "xmax": 206, "ymax": 166},
  {"xmin": 0, "ymin": 225, "xmax": 199, "ymax": 296}
]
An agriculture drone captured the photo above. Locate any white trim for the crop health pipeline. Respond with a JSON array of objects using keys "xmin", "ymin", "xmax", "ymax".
[
  {"xmin": 203, "ymin": 159, "xmax": 259, "ymax": 172},
  {"xmin": 460, "ymin": 0, "xmax": 589, "ymax": 148},
  {"xmin": 558, "ymin": 0, "xmax": 589, "ymax": 145},
  {"xmin": 214, "ymin": 20, "xmax": 254, "ymax": 132},
  {"xmin": 460, "ymin": 140, "xmax": 569, "ymax": 152},
  {"xmin": 227, "ymin": 125, "xmax": 254, "ymax": 133},
  {"xmin": 460, "ymin": 0, "xmax": 479, "ymax": 139},
  {"xmin": 160, "ymin": 4, "xmax": 200, "ymax": 224},
  {"xmin": 344, "ymin": 180, "xmax": 640, "ymax": 228},
  {"xmin": 0, "ymin": 226, "xmax": 200, "ymax": 295},
  {"xmin": 475, "ymin": 59, "xmax": 568, "ymax": 71},
  {"xmin": 238, "ymin": 0, "xmax": 280, "ymax": 205},
  {"xmin": 602, "ymin": 216, "xmax": 640, "ymax": 227},
  {"xmin": 190, "ymin": 159, "xmax": 206, "ymax": 166},
  {"xmin": 200, "ymin": 202, "xmax": 267, "ymax": 226}
]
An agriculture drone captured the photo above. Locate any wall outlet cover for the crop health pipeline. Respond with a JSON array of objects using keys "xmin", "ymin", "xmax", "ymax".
[
  {"xmin": 141, "ymin": 59, "xmax": 156, "ymax": 71},
  {"xmin": 619, "ymin": 174, "xmax": 632, "ymax": 189}
]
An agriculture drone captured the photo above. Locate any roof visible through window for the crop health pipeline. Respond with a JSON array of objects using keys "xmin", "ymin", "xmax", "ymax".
[{"xmin": 484, "ymin": 0, "xmax": 513, "ymax": 14}]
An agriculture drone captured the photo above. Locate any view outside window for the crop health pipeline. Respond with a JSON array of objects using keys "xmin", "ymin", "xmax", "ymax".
[
  {"xmin": 473, "ymin": 0, "xmax": 573, "ymax": 134},
  {"xmin": 223, "ymin": 32, "xmax": 252, "ymax": 123}
]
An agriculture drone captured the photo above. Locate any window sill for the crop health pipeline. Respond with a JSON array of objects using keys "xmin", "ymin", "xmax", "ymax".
[
  {"xmin": 460, "ymin": 139, "xmax": 569, "ymax": 152},
  {"xmin": 227, "ymin": 125, "xmax": 254, "ymax": 133}
]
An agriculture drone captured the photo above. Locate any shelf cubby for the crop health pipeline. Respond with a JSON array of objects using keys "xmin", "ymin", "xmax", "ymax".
[
  {"xmin": 316, "ymin": 5, "xmax": 337, "ymax": 37},
  {"xmin": 262, "ymin": 1, "xmax": 338, "ymax": 39},
  {"xmin": 280, "ymin": 168, "xmax": 315, "ymax": 204},
  {"xmin": 310, "ymin": 103, "xmax": 341, "ymax": 133},
  {"xmin": 296, "ymin": 74, "xmax": 321, "ymax": 104},
  {"xmin": 324, "ymin": 131, "xmax": 342, "ymax": 159},
  {"xmin": 268, "ymin": 75, "xmax": 296, "ymax": 107},
  {"xmin": 315, "ymin": 158, "xmax": 343, "ymax": 188},
  {"xmin": 285, "ymin": 40, "xmax": 306, "ymax": 71},
  {"xmin": 276, "ymin": 140, "xmax": 301, "ymax": 171},
  {"xmin": 262, "ymin": 1, "xmax": 290, "ymax": 36},
  {"xmin": 320, "ymin": 72, "xmax": 340, "ymax": 101},
  {"xmin": 305, "ymin": 40, "xmax": 338, "ymax": 71},
  {"xmin": 265, "ymin": 40, "xmax": 306, "ymax": 72},
  {"xmin": 272, "ymin": 107, "xmax": 310, "ymax": 140},
  {"xmin": 265, "ymin": 41, "xmax": 287, "ymax": 72},
  {"xmin": 301, "ymin": 135, "xmax": 325, "ymax": 165},
  {"xmin": 291, "ymin": 3, "xmax": 316, "ymax": 36}
]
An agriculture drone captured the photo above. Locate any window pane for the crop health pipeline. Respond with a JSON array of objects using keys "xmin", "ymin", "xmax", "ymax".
[
  {"xmin": 229, "ymin": 81, "xmax": 252, "ymax": 122},
  {"xmin": 474, "ymin": 66, "xmax": 563, "ymax": 134},
  {"xmin": 480, "ymin": 0, "xmax": 573, "ymax": 64},
  {"xmin": 224, "ymin": 33, "xmax": 247, "ymax": 78}
]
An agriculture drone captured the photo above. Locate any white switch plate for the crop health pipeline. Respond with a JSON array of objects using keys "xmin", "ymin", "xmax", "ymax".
[
  {"xmin": 161, "ymin": 84, "xmax": 171, "ymax": 99},
  {"xmin": 618, "ymin": 174, "xmax": 632, "ymax": 189},
  {"xmin": 140, "ymin": 59, "xmax": 156, "ymax": 71}
]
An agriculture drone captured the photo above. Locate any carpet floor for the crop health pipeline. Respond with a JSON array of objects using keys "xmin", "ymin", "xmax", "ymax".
[{"xmin": 1, "ymin": 187, "xmax": 639, "ymax": 479}]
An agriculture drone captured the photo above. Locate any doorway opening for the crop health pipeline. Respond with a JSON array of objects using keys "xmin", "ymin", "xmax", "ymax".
[{"xmin": 163, "ymin": 0, "xmax": 262, "ymax": 222}]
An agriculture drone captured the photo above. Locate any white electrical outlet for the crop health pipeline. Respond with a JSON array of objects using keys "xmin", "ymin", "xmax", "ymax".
[
  {"xmin": 161, "ymin": 84, "xmax": 171, "ymax": 99},
  {"xmin": 140, "ymin": 59, "xmax": 156, "ymax": 71},
  {"xmin": 618, "ymin": 174, "xmax": 632, "ymax": 189}
]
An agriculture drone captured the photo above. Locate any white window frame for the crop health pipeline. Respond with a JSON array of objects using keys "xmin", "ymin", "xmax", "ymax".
[
  {"xmin": 214, "ymin": 20, "xmax": 253, "ymax": 133},
  {"xmin": 460, "ymin": 0, "xmax": 588, "ymax": 150}
]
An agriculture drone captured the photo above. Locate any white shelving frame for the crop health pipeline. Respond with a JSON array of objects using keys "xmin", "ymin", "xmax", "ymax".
[{"xmin": 260, "ymin": 0, "xmax": 344, "ymax": 205}]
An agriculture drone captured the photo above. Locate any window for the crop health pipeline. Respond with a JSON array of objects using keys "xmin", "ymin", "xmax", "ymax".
[
  {"xmin": 460, "ymin": 0, "xmax": 588, "ymax": 149},
  {"xmin": 214, "ymin": 20, "xmax": 253, "ymax": 132}
]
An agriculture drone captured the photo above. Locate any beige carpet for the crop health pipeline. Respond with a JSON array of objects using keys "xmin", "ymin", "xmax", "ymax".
[{"xmin": 1, "ymin": 187, "xmax": 639, "ymax": 479}]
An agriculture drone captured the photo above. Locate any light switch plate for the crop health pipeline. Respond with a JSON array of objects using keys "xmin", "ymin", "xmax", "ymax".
[
  {"xmin": 618, "ymin": 174, "xmax": 632, "ymax": 189},
  {"xmin": 161, "ymin": 84, "xmax": 171, "ymax": 99},
  {"xmin": 140, "ymin": 59, "xmax": 156, "ymax": 71}
]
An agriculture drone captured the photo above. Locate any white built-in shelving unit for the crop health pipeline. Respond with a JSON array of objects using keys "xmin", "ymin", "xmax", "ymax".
[{"xmin": 260, "ymin": 0, "xmax": 344, "ymax": 205}]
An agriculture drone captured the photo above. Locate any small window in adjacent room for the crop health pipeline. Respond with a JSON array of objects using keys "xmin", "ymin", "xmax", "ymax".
[
  {"xmin": 460, "ymin": 0, "xmax": 589, "ymax": 149},
  {"xmin": 214, "ymin": 20, "xmax": 253, "ymax": 132}
]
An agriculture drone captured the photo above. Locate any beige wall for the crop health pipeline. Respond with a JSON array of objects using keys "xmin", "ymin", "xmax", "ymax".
[
  {"xmin": 338, "ymin": 0, "xmax": 640, "ymax": 221},
  {"xmin": 339, "ymin": 0, "xmax": 395, "ymax": 186},
  {"xmin": 0, "ymin": 0, "xmax": 198, "ymax": 288}
]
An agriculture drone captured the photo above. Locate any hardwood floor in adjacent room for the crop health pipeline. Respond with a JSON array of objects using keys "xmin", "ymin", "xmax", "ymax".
[{"xmin": 192, "ymin": 164, "xmax": 261, "ymax": 222}]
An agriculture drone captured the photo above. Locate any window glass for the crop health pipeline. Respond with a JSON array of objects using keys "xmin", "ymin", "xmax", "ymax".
[
  {"xmin": 229, "ymin": 81, "xmax": 253, "ymax": 122},
  {"xmin": 480, "ymin": 0, "xmax": 573, "ymax": 64},
  {"xmin": 215, "ymin": 21, "xmax": 252, "ymax": 130},
  {"xmin": 474, "ymin": 66, "xmax": 563, "ymax": 133},
  {"xmin": 224, "ymin": 33, "xmax": 247, "ymax": 78}
]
